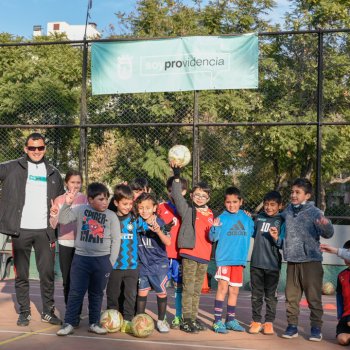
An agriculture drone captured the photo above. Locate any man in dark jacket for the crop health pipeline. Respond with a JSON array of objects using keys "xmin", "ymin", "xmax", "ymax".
[{"xmin": 0, "ymin": 132, "xmax": 64, "ymax": 326}]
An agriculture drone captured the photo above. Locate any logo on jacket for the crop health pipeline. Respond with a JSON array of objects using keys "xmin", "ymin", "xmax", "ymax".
[{"xmin": 227, "ymin": 221, "xmax": 247, "ymax": 236}]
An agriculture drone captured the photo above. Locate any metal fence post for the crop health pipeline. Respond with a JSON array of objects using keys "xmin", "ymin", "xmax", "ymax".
[
  {"xmin": 316, "ymin": 29, "xmax": 324, "ymax": 208},
  {"xmin": 193, "ymin": 90, "xmax": 200, "ymax": 186},
  {"xmin": 80, "ymin": 42, "xmax": 88, "ymax": 184}
]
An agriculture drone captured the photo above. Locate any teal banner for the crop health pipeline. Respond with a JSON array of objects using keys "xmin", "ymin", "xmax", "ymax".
[{"xmin": 91, "ymin": 35, "xmax": 258, "ymax": 95}]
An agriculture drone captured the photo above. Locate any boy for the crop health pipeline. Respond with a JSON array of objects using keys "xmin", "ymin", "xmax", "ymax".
[
  {"xmin": 130, "ymin": 177, "xmax": 151, "ymax": 200},
  {"xmin": 135, "ymin": 192, "xmax": 171, "ymax": 333},
  {"xmin": 276, "ymin": 178, "xmax": 333, "ymax": 341},
  {"xmin": 249, "ymin": 191, "xmax": 284, "ymax": 335},
  {"xmin": 106, "ymin": 184, "xmax": 138, "ymax": 334},
  {"xmin": 333, "ymin": 240, "xmax": 350, "ymax": 345},
  {"xmin": 209, "ymin": 187, "xmax": 254, "ymax": 334},
  {"xmin": 157, "ymin": 176, "xmax": 188, "ymax": 329},
  {"xmin": 170, "ymin": 163, "xmax": 214, "ymax": 333},
  {"xmin": 56, "ymin": 183, "xmax": 121, "ymax": 336}
]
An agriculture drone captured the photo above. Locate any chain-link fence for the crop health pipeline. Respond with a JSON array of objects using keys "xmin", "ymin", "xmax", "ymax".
[{"xmin": 1, "ymin": 29, "xmax": 349, "ymax": 221}]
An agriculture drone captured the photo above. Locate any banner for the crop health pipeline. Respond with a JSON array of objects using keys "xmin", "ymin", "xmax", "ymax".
[{"xmin": 91, "ymin": 34, "xmax": 258, "ymax": 95}]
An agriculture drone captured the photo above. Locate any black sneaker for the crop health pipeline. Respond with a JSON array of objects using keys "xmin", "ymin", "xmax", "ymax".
[
  {"xmin": 41, "ymin": 311, "xmax": 62, "ymax": 325},
  {"xmin": 180, "ymin": 319, "xmax": 199, "ymax": 334},
  {"xmin": 192, "ymin": 319, "xmax": 207, "ymax": 331},
  {"xmin": 17, "ymin": 312, "xmax": 31, "ymax": 327}
]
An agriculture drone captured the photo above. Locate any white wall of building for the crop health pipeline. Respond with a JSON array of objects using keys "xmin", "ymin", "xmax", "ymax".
[{"xmin": 46, "ymin": 21, "xmax": 100, "ymax": 40}]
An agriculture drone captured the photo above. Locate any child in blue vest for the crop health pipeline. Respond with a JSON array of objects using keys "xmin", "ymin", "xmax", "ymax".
[
  {"xmin": 106, "ymin": 184, "xmax": 138, "ymax": 334},
  {"xmin": 209, "ymin": 186, "xmax": 254, "ymax": 334},
  {"xmin": 135, "ymin": 192, "xmax": 171, "ymax": 333}
]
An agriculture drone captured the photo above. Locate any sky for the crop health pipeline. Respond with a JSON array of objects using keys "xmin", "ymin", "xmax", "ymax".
[{"xmin": 0, "ymin": 0, "xmax": 291, "ymax": 40}]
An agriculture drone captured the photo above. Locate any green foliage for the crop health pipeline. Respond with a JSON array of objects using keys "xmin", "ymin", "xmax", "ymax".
[
  {"xmin": 0, "ymin": 34, "xmax": 82, "ymax": 171},
  {"xmin": 1, "ymin": 0, "xmax": 349, "ymax": 215}
]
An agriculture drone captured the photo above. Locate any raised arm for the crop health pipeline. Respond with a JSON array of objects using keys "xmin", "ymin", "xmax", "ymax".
[
  {"xmin": 209, "ymin": 217, "xmax": 222, "ymax": 242},
  {"xmin": 315, "ymin": 214, "xmax": 334, "ymax": 238}
]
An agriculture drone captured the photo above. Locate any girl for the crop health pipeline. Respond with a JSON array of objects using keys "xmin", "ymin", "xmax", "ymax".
[
  {"xmin": 50, "ymin": 170, "xmax": 88, "ymax": 304},
  {"xmin": 135, "ymin": 192, "xmax": 171, "ymax": 333}
]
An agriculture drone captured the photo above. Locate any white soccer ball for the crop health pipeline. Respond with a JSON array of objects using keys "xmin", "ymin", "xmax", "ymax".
[{"xmin": 168, "ymin": 145, "xmax": 191, "ymax": 167}]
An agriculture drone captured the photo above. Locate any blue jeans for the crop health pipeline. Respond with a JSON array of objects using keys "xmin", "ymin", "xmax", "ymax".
[{"xmin": 64, "ymin": 254, "xmax": 112, "ymax": 325}]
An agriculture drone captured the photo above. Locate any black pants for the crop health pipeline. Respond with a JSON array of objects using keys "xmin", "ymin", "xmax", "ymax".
[
  {"xmin": 250, "ymin": 266, "xmax": 280, "ymax": 323},
  {"xmin": 12, "ymin": 229, "xmax": 55, "ymax": 314},
  {"xmin": 58, "ymin": 244, "xmax": 75, "ymax": 305},
  {"xmin": 65, "ymin": 255, "xmax": 112, "ymax": 326},
  {"xmin": 106, "ymin": 269, "xmax": 139, "ymax": 321}
]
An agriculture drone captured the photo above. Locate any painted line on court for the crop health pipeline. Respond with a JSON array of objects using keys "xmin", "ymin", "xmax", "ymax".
[
  {"xmin": 0, "ymin": 326, "xmax": 56, "ymax": 347},
  {"xmin": 0, "ymin": 330, "xmax": 256, "ymax": 350}
]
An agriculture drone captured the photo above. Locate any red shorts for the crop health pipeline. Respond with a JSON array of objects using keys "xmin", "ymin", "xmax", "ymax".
[{"xmin": 215, "ymin": 266, "xmax": 244, "ymax": 287}]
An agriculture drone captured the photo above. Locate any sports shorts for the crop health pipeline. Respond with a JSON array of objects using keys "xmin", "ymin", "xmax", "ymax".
[
  {"xmin": 215, "ymin": 265, "xmax": 244, "ymax": 287},
  {"xmin": 138, "ymin": 271, "xmax": 168, "ymax": 295}
]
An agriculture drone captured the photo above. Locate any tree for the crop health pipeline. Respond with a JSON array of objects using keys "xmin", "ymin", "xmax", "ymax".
[{"xmin": 0, "ymin": 33, "xmax": 82, "ymax": 170}]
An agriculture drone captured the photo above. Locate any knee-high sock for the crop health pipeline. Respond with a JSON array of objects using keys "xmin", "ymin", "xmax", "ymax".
[
  {"xmin": 136, "ymin": 295, "xmax": 147, "ymax": 314},
  {"xmin": 214, "ymin": 299, "xmax": 224, "ymax": 323},
  {"xmin": 175, "ymin": 287, "xmax": 182, "ymax": 317},
  {"xmin": 157, "ymin": 296, "xmax": 167, "ymax": 321}
]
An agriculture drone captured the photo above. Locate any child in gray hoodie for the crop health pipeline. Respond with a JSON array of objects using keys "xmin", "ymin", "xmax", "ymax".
[{"xmin": 271, "ymin": 178, "xmax": 333, "ymax": 342}]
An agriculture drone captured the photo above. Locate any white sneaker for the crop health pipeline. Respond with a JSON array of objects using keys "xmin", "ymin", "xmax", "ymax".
[
  {"xmin": 89, "ymin": 323, "xmax": 108, "ymax": 335},
  {"xmin": 157, "ymin": 319, "xmax": 170, "ymax": 333},
  {"xmin": 57, "ymin": 323, "xmax": 74, "ymax": 336}
]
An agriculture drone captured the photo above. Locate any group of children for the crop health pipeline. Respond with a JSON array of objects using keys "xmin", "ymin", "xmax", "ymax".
[{"xmin": 49, "ymin": 163, "xmax": 344, "ymax": 343}]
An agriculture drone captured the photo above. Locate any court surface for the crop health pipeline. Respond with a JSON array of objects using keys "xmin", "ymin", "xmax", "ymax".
[{"xmin": 0, "ymin": 279, "xmax": 339, "ymax": 349}]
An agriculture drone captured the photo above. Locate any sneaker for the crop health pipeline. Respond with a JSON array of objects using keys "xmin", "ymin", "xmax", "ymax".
[
  {"xmin": 41, "ymin": 310, "xmax": 62, "ymax": 325},
  {"xmin": 249, "ymin": 321, "xmax": 262, "ymax": 334},
  {"xmin": 309, "ymin": 326, "xmax": 322, "ymax": 342},
  {"xmin": 213, "ymin": 320, "xmax": 228, "ymax": 334},
  {"xmin": 157, "ymin": 319, "xmax": 170, "ymax": 333},
  {"xmin": 171, "ymin": 316, "xmax": 182, "ymax": 329},
  {"xmin": 17, "ymin": 312, "xmax": 31, "ymax": 327},
  {"xmin": 225, "ymin": 319, "xmax": 245, "ymax": 332},
  {"xmin": 89, "ymin": 323, "xmax": 108, "ymax": 335},
  {"xmin": 57, "ymin": 323, "xmax": 74, "ymax": 336},
  {"xmin": 192, "ymin": 319, "xmax": 207, "ymax": 331},
  {"xmin": 180, "ymin": 319, "xmax": 199, "ymax": 333},
  {"xmin": 121, "ymin": 320, "xmax": 133, "ymax": 334},
  {"xmin": 262, "ymin": 322, "xmax": 274, "ymax": 335},
  {"xmin": 282, "ymin": 324, "xmax": 298, "ymax": 339}
]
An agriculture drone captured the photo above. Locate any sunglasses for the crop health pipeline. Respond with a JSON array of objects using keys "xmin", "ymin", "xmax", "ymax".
[{"xmin": 27, "ymin": 146, "xmax": 46, "ymax": 151}]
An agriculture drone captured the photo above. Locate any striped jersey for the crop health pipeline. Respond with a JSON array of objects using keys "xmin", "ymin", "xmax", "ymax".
[{"xmin": 112, "ymin": 213, "xmax": 138, "ymax": 270}]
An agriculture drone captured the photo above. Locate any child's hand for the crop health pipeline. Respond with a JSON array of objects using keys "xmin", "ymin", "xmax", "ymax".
[
  {"xmin": 147, "ymin": 215, "xmax": 160, "ymax": 233},
  {"xmin": 269, "ymin": 227, "xmax": 279, "ymax": 240},
  {"xmin": 315, "ymin": 215, "xmax": 329, "ymax": 226},
  {"xmin": 65, "ymin": 189, "xmax": 78, "ymax": 206},
  {"xmin": 319, "ymin": 243, "xmax": 338, "ymax": 254},
  {"xmin": 213, "ymin": 218, "xmax": 221, "ymax": 226},
  {"xmin": 244, "ymin": 210, "xmax": 252, "ymax": 217},
  {"xmin": 169, "ymin": 160, "xmax": 182, "ymax": 169},
  {"xmin": 50, "ymin": 199, "xmax": 59, "ymax": 217}
]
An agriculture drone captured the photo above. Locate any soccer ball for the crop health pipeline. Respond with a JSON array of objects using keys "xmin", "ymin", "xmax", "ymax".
[
  {"xmin": 131, "ymin": 313, "xmax": 155, "ymax": 338},
  {"xmin": 168, "ymin": 145, "xmax": 191, "ymax": 167},
  {"xmin": 322, "ymin": 281, "xmax": 335, "ymax": 295},
  {"xmin": 100, "ymin": 309, "xmax": 123, "ymax": 332}
]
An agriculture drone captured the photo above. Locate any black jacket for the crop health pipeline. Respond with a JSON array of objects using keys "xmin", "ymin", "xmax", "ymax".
[{"xmin": 0, "ymin": 156, "xmax": 64, "ymax": 240}]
